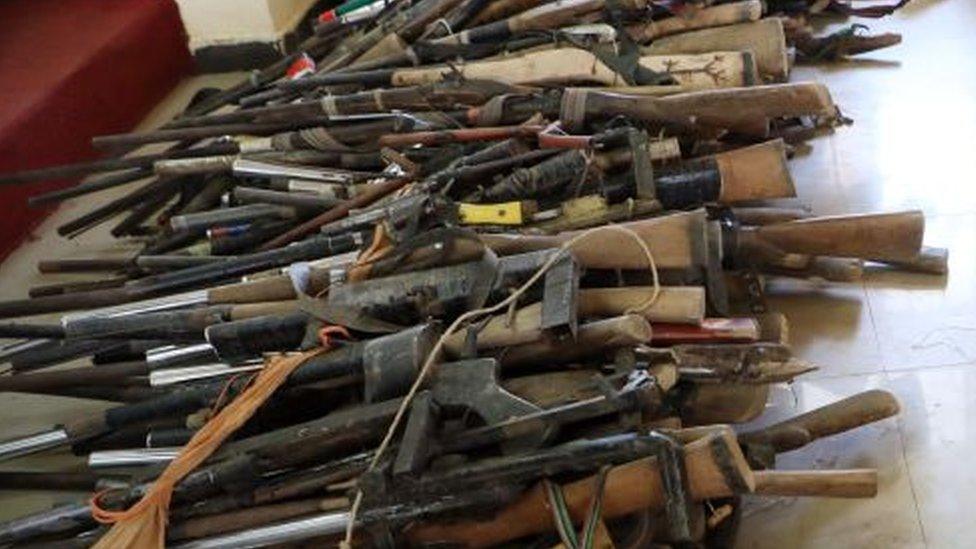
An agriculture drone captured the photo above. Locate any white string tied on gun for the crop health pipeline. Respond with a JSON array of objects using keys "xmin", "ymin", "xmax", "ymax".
[{"xmin": 340, "ymin": 223, "xmax": 660, "ymax": 547}]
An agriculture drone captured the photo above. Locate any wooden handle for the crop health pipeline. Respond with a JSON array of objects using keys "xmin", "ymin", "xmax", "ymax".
[
  {"xmin": 499, "ymin": 314, "xmax": 652, "ymax": 369},
  {"xmin": 578, "ymin": 286, "xmax": 706, "ymax": 325},
  {"xmin": 739, "ymin": 390, "xmax": 900, "ymax": 453},
  {"xmin": 715, "ymin": 139, "xmax": 795, "ymax": 202},
  {"xmin": 447, "ymin": 286, "xmax": 706, "ymax": 355},
  {"xmin": 228, "ymin": 300, "xmax": 299, "ymax": 320},
  {"xmin": 744, "ymin": 210, "xmax": 925, "ymax": 262},
  {"xmin": 208, "ymin": 275, "xmax": 298, "ymax": 304},
  {"xmin": 753, "ymin": 469, "xmax": 878, "ymax": 498},
  {"xmin": 482, "ymin": 209, "xmax": 705, "ymax": 270},
  {"xmin": 407, "ymin": 427, "xmax": 753, "ymax": 548}
]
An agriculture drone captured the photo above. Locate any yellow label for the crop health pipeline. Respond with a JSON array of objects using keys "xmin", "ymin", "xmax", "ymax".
[{"xmin": 458, "ymin": 202, "xmax": 524, "ymax": 225}]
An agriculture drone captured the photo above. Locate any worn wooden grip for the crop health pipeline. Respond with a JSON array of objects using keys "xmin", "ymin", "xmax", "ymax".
[
  {"xmin": 658, "ymin": 82, "xmax": 837, "ymax": 135},
  {"xmin": 753, "ymin": 469, "xmax": 878, "ymax": 498},
  {"xmin": 444, "ymin": 302, "xmax": 545, "ymax": 355},
  {"xmin": 499, "ymin": 314, "xmax": 653, "ymax": 368},
  {"xmin": 228, "ymin": 300, "xmax": 299, "ymax": 320},
  {"xmin": 208, "ymin": 275, "xmax": 298, "ymax": 304},
  {"xmin": 406, "ymin": 427, "xmax": 753, "ymax": 548},
  {"xmin": 643, "ymin": 19, "xmax": 790, "ymax": 81},
  {"xmin": 627, "ymin": 0, "xmax": 762, "ymax": 42},
  {"xmin": 715, "ymin": 139, "xmax": 795, "ymax": 202},
  {"xmin": 743, "ymin": 211, "xmax": 925, "ymax": 262},
  {"xmin": 739, "ymin": 390, "xmax": 900, "ymax": 453},
  {"xmin": 482, "ymin": 209, "xmax": 705, "ymax": 270},
  {"xmin": 578, "ymin": 286, "xmax": 706, "ymax": 325}
]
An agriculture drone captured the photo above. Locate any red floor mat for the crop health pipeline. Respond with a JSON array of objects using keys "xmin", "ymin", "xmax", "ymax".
[{"xmin": 0, "ymin": 0, "xmax": 193, "ymax": 261}]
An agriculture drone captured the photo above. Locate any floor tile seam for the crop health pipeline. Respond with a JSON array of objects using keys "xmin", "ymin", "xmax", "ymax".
[{"xmin": 885, "ymin": 371, "xmax": 930, "ymax": 547}]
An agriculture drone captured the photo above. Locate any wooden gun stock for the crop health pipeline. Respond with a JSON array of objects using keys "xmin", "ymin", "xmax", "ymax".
[
  {"xmin": 740, "ymin": 211, "xmax": 925, "ymax": 263},
  {"xmin": 738, "ymin": 389, "xmax": 900, "ymax": 453},
  {"xmin": 713, "ymin": 139, "xmax": 795, "ymax": 202},
  {"xmin": 567, "ymin": 82, "xmax": 837, "ymax": 137},
  {"xmin": 481, "ymin": 209, "xmax": 706, "ymax": 270},
  {"xmin": 393, "ymin": 48, "xmax": 754, "ymax": 89},
  {"xmin": 406, "ymin": 427, "xmax": 754, "ymax": 548},
  {"xmin": 644, "ymin": 19, "xmax": 790, "ymax": 82}
]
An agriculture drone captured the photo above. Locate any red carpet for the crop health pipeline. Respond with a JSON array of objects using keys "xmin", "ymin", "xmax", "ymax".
[{"xmin": 0, "ymin": 0, "xmax": 193, "ymax": 261}]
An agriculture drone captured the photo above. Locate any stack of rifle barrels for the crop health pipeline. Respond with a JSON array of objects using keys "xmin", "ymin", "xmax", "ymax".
[{"xmin": 0, "ymin": 0, "xmax": 941, "ymax": 547}]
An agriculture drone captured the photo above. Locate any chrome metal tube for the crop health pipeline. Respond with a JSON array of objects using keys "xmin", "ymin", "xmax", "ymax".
[
  {"xmin": 233, "ymin": 158, "xmax": 358, "ymax": 184},
  {"xmin": 149, "ymin": 362, "xmax": 263, "ymax": 387},
  {"xmin": 88, "ymin": 447, "xmax": 181, "ymax": 468},
  {"xmin": 0, "ymin": 428, "xmax": 69, "ymax": 462},
  {"xmin": 61, "ymin": 289, "xmax": 208, "ymax": 327},
  {"xmin": 146, "ymin": 343, "xmax": 219, "ymax": 370},
  {"xmin": 174, "ymin": 511, "xmax": 349, "ymax": 549}
]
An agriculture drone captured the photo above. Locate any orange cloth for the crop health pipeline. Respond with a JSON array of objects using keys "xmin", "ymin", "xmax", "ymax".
[{"xmin": 90, "ymin": 327, "xmax": 349, "ymax": 548}]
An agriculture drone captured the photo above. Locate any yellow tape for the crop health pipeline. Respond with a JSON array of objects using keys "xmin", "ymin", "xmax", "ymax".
[{"xmin": 458, "ymin": 202, "xmax": 525, "ymax": 225}]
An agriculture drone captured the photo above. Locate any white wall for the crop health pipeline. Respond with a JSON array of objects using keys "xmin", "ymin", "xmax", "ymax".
[{"xmin": 175, "ymin": 0, "xmax": 318, "ymax": 50}]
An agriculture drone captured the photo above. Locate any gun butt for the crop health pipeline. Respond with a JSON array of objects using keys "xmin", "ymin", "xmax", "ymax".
[
  {"xmin": 714, "ymin": 139, "xmax": 795, "ymax": 202},
  {"xmin": 659, "ymin": 82, "xmax": 838, "ymax": 136},
  {"xmin": 742, "ymin": 210, "xmax": 925, "ymax": 262},
  {"xmin": 644, "ymin": 19, "xmax": 790, "ymax": 82}
]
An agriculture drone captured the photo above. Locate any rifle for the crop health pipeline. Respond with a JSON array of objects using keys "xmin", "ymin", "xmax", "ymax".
[{"xmin": 282, "ymin": 47, "xmax": 755, "ymax": 92}]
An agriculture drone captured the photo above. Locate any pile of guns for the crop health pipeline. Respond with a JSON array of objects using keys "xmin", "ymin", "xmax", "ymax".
[{"xmin": 0, "ymin": 0, "xmax": 937, "ymax": 546}]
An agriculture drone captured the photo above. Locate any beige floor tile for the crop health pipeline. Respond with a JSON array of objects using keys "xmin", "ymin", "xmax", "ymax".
[
  {"xmin": 737, "ymin": 374, "xmax": 925, "ymax": 549},
  {"xmin": 886, "ymin": 363, "xmax": 976, "ymax": 549},
  {"xmin": 764, "ymin": 279, "xmax": 884, "ymax": 378},
  {"xmin": 866, "ymin": 214, "xmax": 975, "ymax": 371}
]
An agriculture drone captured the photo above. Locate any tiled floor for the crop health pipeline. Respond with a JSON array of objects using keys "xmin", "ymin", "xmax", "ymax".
[
  {"xmin": 1, "ymin": 1, "xmax": 974, "ymax": 545},
  {"xmin": 737, "ymin": 1, "xmax": 976, "ymax": 547}
]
